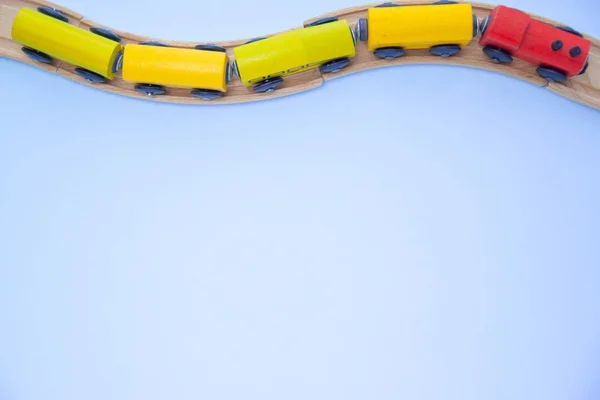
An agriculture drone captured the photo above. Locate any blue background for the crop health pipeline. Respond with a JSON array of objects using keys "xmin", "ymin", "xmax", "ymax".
[{"xmin": 1, "ymin": 0, "xmax": 599, "ymax": 399}]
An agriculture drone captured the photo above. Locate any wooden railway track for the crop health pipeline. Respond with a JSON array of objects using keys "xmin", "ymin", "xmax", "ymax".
[{"xmin": 1, "ymin": 0, "xmax": 599, "ymax": 109}]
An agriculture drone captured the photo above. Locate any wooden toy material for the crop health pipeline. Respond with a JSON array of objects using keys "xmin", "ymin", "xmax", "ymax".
[
  {"xmin": 234, "ymin": 19, "xmax": 356, "ymax": 88},
  {"xmin": 11, "ymin": 7, "xmax": 122, "ymax": 79},
  {"xmin": 480, "ymin": 5, "xmax": 591, "ymax": 78},
  {"xmin": 122, "ymin": 44, "xmax": 229, "ymax": 92},
  {"xmin": 365, "ymin": 3, "xmax": 475, "ymax": 51},
  {"xmin": 0, "ymin": 0, "xmax": 598, "ymax": 109}
]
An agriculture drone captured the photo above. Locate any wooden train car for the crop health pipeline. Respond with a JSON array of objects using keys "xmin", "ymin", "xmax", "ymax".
[
  {"xmin": 11, "ymin": 7, "xmax": 123, "ymax": 83},
  {"xmin": 122, "ymin": 43, "xmax": 231, "ymax": 100},
  {"xmin": 232, "ymin": 18, "xmax": 356, "ymax": 93},
  {"xmin": 479, "ymin": 5, "xmax": 591, "ymax": 81},
  {"xmin": 356, "ymin": 1, "xmax": 478, "ymax": 59}
]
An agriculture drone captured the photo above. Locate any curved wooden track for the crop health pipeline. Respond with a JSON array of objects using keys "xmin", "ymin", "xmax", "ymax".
[{"xmin": 1, "ymin": 0, "xmax": 599, "ymax": 109}]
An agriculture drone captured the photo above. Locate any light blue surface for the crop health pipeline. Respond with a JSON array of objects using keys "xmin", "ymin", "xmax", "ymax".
[{"xmin": 1, "ymin": 1, "xmax": 599, "ymax": 399}]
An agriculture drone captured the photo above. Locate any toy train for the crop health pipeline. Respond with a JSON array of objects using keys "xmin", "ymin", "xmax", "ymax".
[
  {"xmin": 10, "ymin": 2, "xmax": 592, "ymax": 100},
  {"xmin": 479, "ymin": 5, "xmax": 590, "ymax": 81}
]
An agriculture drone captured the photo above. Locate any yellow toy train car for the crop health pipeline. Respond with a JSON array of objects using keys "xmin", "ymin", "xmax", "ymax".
[
  {"xmin": 11, "ymin": 7, "xmax": 124, "ymax": 83},
  {"xmin": 355, "ymin": 1, "xmax": 478, "ymax": 59},
  {"xmin": 232, "ymin": 17, "xmax": 356, "ymax": 93},
  {"xmin": 122, "ymin": 42, "xmax": 231, "ymax": 100}
]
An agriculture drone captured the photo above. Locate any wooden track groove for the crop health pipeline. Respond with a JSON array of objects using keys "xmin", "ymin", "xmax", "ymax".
[{"xmin": 0, "ymin": 0, "xmax": 598, "ymax": 109}]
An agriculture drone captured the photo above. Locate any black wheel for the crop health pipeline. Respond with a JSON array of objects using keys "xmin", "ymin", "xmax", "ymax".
[
  {"xmin": 90, "ymin": 27, "xmax": 121, "ymax": 43},
  {"xmin": 195, "ymin": 44, "xmax": 227, "ymax": 53},
  {"xmin": 579, "ymin": 59, "xmax": 589, "ymax": 75},
  {"xmin": 22, "ymin": 47, "xmax": 53, "ymax": 64},
  {"xmin": 320, "ymin": 57, "xmax": 350, "ymax": 73},
  {"xmin": 355, "ymin": 18, "xmax": 368, "ymax": 42},
  {"xmin": 306, "ymin": 17, "xmax": 338, "ymax": 27},
  {"xmin": 135, "ymin": 84, "xmax": 166, "ymax": 96},
  {"xmin": 112, "ymin": 51, "xmax": 124, "ymax": 73},
  {"xmin": 75, "ymin": 68, "xmax": 107, "ymax": 83},
  {"xmin": 374, "ymin": 47, "xmax": 405, "ymax": 59},
  {"xmin": 472, "ymin": 14, "xmax": 479, "ymax": 37},
  {"xmin": 430, "ymin": 44, "xmax": 461, "ymax": 57},
  {"xmin": 537, "ymin": 66, "xmax": 567, "ymax": 82},
  {"xmin": 483, "ymin": 46, "xmax": 513, "ymax": 64},
  {"xmin": 253, "ymin": 77, "xmax": 284, "ymax": 93},
  {"xmin": 139, "ymin": 41, "xmax": 169, "ymax": 47},
  {"xmin": 191, "ymin": 89, "xmax": 225, "ymax": 101},
  {"xmin": 375, "ymin": 2, "xmax": 402, "ymax": 7},
  {"xmin": 555, "ymin": 26, "xmax": 584, "ymax": 38},
  {"xmin": 245, "ymin": 37, "xmax": 267, "ymax": 45},
  {"xmin": 37, "ymin": 7, "xmax": 68, "ymax": 23},
  {"xmin": 480, "ymin": 15, "xmax": 491, "ymax": 36}
]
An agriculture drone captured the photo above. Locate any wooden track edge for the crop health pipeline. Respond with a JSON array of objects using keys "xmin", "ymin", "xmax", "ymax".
[{"xmin": 0, "ymin": 0, "xmax": 598, "ymax": 109}]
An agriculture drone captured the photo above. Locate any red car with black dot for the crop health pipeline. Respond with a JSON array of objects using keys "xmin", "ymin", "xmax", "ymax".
[{"xmin": 479, "ymin": 5, "xmax": 591, "ymax": 81}]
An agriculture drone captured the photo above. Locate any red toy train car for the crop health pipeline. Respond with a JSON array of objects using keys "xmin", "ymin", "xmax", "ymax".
[{"xmin": 479, "ymin": 5, "xmax": 590, "ymax": 81}]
